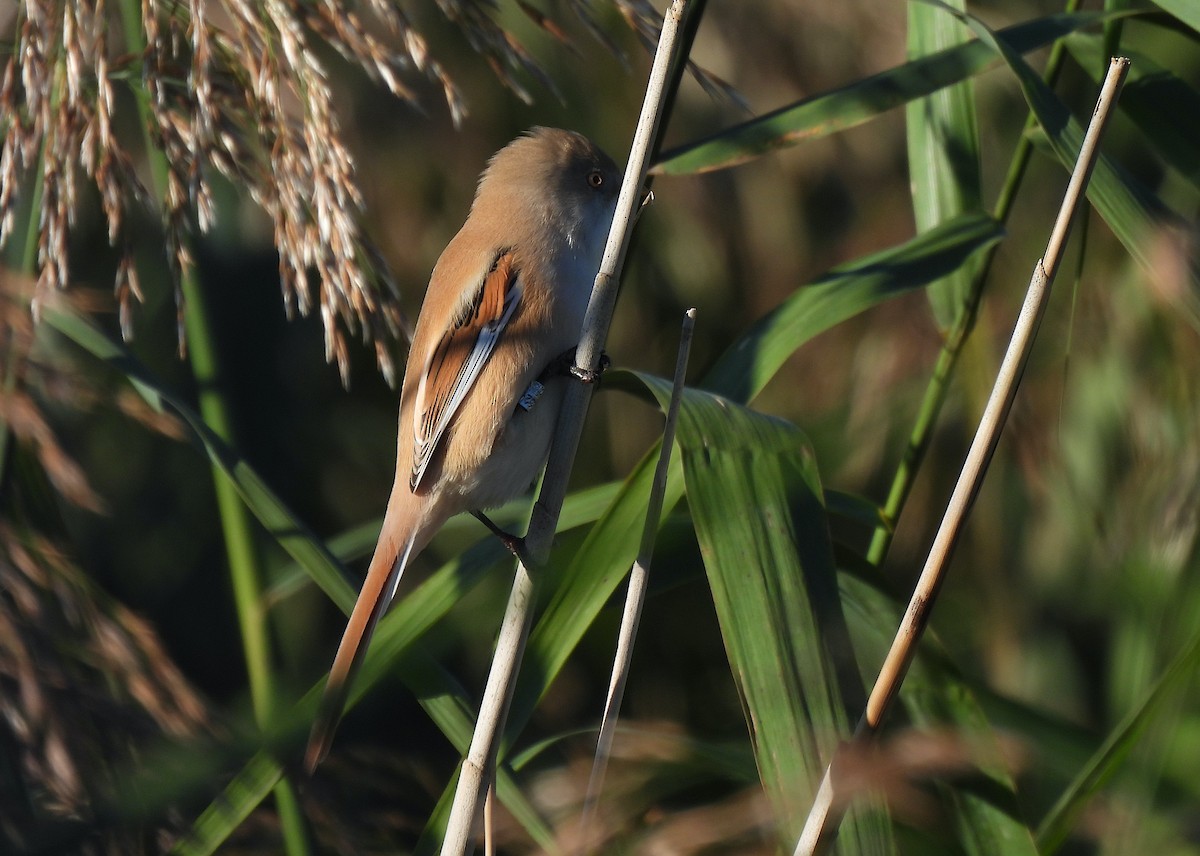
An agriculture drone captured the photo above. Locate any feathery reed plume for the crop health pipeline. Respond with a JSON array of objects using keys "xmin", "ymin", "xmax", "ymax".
[
  {"xmin": 0, "ymin": 523, "xmax": 211, "ymax": 850},
  {"xmin": 4, "ymin": 0, "xmax": 653, "ymax": 383}
]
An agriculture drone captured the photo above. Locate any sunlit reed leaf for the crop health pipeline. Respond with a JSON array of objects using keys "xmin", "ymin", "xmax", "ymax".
[
  {"xmin": 654, "ymin": 12, "xmax": 1115, "ymax": 175},
  {"xmin": 640, "ymin": 373, "xmax": 889, "ymax": 852},
  {"xmin": 939, "ymin": 3, "xmax": 1196, "ymax": 292},
  {"xmin": 907, "ymin": 0, "xmax": 983, "ymax": 333},
  {"xmin": 1066, "ymin": 34, "xmax": 1200, "ymax": 192},
  {"xmin": 702, "ymin": 213, "xmax": 1004, "ymax": 402},
  {"xmin": 1148, "ymin": 0, "xmax": 1200, "ymax": 32}
]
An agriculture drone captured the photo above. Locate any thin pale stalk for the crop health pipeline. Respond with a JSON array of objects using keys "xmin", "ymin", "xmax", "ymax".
[
  {"xmin": 866, "ymin": 0, "xmax": 1085, "ymax": 567},
  {"xmin": 796, "ymin": 56, "xmax": 1131, "ymax": 856},
  {"xmin": 577, "ymin": 308, "xmax": 696, "ymax": 853},
  {"xmin": 115, "ymin": 0, "xmax": 308, "ymax": 851},
  {"xmin": 485, "ymin": 786, "xmax": 495, "ymax": 856},
  {"xmin": 438, "ymin": 4, "xmax": 696, "ymax": 853}
]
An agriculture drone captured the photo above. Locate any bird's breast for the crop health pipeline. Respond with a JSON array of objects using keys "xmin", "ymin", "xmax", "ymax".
[{"xmin": 550, "ymin": 247, "xmax": 602, "ymax": 333}]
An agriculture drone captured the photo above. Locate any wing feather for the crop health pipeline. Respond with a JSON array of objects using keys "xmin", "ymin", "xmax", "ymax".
[{"xmin": 410, "ymin": 250, "xmax": 522, "ymax": 491}]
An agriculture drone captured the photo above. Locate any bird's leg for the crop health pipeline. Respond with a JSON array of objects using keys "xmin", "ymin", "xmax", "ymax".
[{"xmin": 471, "ymin": 510, "xmax": 529, "ymax": 561}]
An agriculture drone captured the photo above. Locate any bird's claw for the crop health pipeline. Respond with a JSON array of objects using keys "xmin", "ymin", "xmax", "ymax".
[
  {"xmin": 472, "ymin": 510, "xmax": 530, "ymax": 563},
  {"xmin": 550, "ymin": 348, "xmax": 610, "ymax": 386},
  {"xmin": 498, "ymin": 532, "xmax": 527, "ymax": 561}
]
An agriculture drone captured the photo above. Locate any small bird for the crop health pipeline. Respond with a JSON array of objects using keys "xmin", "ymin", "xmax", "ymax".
[{"xmin": 305, "ymin": 128, "xmax": 620, "ymax": 772}]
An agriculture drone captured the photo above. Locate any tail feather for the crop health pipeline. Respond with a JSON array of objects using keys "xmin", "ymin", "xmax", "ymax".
[{"xmin": 304, "ymin": 529, "xmax": 419, "ymax": 773}]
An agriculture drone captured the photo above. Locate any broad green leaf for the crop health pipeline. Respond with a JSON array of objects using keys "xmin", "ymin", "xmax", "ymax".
[
  {"xmin": 907, "ymin": 0, "xmax": 983, "ymax": 331},
  {"xmin": 657, "ymin": 378, "xmax": 883, "ymax": 851},
  {"xmin": 503, "ymin": 214, "xmax": 1001, "ymax": 755},
  {"xmin": 656, "ymin": 13, "xmax": 1111, "ymax": 175},
  {"xmin": 504, "ymin": 197, "xmax": 985, "ymax": 727},
  {"xmin": 702, "ymin": 212, "xmax": 1004, "ymax": 402},
  {"xmin": 1036, "ymin": 625, "xmax": 1200, "ymax": 853},
  {"xmin": 940, "ymin": 3, "xmax": 1196, "ymax": 291},
  {"xmin": 677, "ymin": 388, "xmax": 844, "ymax": 843},
  {"xmin": 413, "ymin": 764, "xmax": 460, "ymax": 856},
  {"xmin": 169, "ymin": 751, "xmax": 282, "ymax": 856},
  {"xmin": 1067, "ymin": 34, "xmax": 1200, "ymax": 191},
  {"xmin": 1149, "ymin": 0, "xmax": 1200, "ymax": 32}
]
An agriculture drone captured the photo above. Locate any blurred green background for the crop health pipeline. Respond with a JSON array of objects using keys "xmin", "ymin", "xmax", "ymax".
[{"xmin": 2, "ymin": 0, "xmax": 1199, "ymax": 853}]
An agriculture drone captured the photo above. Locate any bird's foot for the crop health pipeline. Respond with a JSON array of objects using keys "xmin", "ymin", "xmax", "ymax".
[
  {"xmin": 547, "ymin": 347, "xmax": 610, "ymax": 386},
  {"xmin": 472, "ymin": 511, "xmax": 528, "ymax": 562}
]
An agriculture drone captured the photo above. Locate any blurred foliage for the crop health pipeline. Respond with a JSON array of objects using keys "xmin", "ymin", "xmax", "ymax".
[{"xmin": 1, "ymin": 0, "xmax": 1199, "ymax": 854}]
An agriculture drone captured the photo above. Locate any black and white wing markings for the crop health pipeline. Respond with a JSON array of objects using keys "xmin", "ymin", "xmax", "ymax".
[{"xmin": 411, "ymin": 250, "xmax": 522, "ymax": 491}]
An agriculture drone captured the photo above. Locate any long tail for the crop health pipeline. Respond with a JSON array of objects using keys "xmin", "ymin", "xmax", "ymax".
[{"xmin": 304, "ymin": 503, "xmax": 423, "ymax": 773}]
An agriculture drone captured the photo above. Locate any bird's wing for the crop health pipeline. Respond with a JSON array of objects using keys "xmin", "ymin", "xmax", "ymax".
[{"xmin": 410, "ymin": 249, "xmax": 522, "ymax": 491}]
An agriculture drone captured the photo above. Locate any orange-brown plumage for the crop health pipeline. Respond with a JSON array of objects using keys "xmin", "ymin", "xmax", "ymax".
[{"xmin": 305, "ymin": 128, "xmax": 619, "ymax": 772}]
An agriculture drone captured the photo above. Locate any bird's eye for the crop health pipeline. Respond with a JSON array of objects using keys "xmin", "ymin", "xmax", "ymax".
[{"xmin": 587, "ymin": 170, "xmax": 604, "ymax": 188}]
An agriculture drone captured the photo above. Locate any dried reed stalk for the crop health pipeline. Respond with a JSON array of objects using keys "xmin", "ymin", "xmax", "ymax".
[{"xmin": 794, "ymin": 56, "xmax": 1132, "ymax": 856}]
